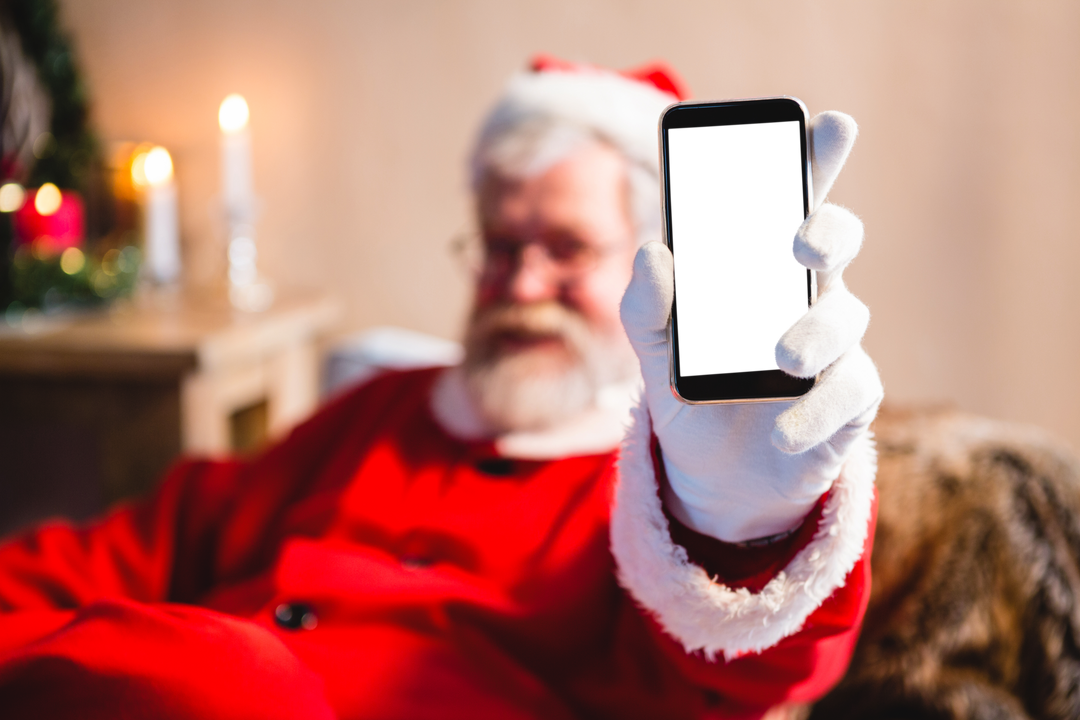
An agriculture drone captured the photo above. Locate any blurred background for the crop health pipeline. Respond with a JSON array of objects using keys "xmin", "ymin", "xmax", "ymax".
[{"xmin": 1, "ymin": 0, "xmax": 1079, "ymax": 531}]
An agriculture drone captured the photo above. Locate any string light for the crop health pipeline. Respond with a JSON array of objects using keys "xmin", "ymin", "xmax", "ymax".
[
  {"xmin": 59, "ymin": 247, "xmax": 85, "ymax": 275},
  {"xmin": 0, "ymin": 182, "xmax": 25, "ymax": 212}
]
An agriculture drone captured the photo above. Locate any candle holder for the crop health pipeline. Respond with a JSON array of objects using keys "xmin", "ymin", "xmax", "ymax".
[
  {"xmin": 227, "ymin": 223, "xmax": 273, "ymax": 312},
  {"xmin": 219, "ymin": 94, "xmax": 273, "ymax": 312}
]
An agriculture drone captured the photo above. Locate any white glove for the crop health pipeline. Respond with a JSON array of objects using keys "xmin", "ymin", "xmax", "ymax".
[{"xmin": 620, "ymin": 111, "xmax": 883, "ymax": 543}]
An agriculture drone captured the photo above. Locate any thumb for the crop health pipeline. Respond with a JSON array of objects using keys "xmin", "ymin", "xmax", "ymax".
[
  {"xmin": 620, "ymin": 241, "xmax": 673, "ymax": 353},
  {"xmin": 810, "ymin": 111, "xmax": 858, "ymax": 208}
]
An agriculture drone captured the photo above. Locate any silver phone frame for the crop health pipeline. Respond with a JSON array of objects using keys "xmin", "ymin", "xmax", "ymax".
[{"xmin": 658, "ymin": 96, "xmax": 818, "ymax": 405}]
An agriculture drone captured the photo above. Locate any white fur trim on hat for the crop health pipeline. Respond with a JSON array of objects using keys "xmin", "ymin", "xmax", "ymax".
[
  {"xmin": 610, "ymin": 399, "xmax": 877, "ymax": 661},
  {"xmin": 478, "ymin": 69, "xmax": 676, "ymax": 173}
]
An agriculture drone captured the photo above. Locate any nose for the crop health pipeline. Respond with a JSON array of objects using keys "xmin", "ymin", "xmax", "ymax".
[{"xmin": 502, "ymin": 244, "xmax": 559, "ymax": 303}]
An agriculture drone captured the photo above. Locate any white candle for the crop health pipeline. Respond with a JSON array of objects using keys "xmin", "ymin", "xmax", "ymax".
[
  {"xmin": 136, "ymin": 146, "xmax": 180, "ymax": 283},
  {"xmin": 218, "ymin": 93, "xmax": 272, "ymax": 311},
  {"xmin": 219, "ymin": 94, "xmax": 253, "ymax": 223}
]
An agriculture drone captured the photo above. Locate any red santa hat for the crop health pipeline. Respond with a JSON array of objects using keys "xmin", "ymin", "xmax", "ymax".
[{"xmin": 477, "ymin": 55, "xmax": 689, "ymax": 174}]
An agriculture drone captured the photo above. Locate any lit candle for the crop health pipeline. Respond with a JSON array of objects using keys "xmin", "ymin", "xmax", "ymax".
[
  {"xmin": 219, "ymin": 94, "xmax": 253, "ymax": 222},
  {"xmin": 219, "ymin": 93, "xmax": 272, "ymax": 311},
  {"xmin": 133, "ymin": 145, "xmax": 180, "ymax": 283}
]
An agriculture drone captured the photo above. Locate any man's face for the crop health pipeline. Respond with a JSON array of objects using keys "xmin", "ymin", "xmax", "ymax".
[{"xmin": 463, "ymin": 141, "xmax": 640, "ymax": 432}]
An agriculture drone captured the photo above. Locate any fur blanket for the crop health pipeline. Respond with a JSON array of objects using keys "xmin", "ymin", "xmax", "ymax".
[{"xmin": 809, "ymin": 406, "xmax": 1080, "ymax": 719}]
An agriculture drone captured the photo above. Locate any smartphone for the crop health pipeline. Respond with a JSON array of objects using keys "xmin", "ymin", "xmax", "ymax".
[{"xmin": 660, "ymin": 96, "xmax": 815, "ymax": 404}]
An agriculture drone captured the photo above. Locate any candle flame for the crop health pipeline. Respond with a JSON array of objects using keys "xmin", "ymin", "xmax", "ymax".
[
  {"xmin": 143, "ymin": 146, "xmax": 174, "ymax": 186},
  {"xmin": 219, "ymin": 94, "xmax": 250, "ymax": 133},
  {"xmin": 131, "ymin": 150, "xmax": 149, "ymax": 187},
  {"xmin": 34, "ymin": 183, "xmax": 62, "ymax": 216}
]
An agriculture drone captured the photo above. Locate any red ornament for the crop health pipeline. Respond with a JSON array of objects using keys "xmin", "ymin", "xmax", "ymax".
[{"xmin": 12, "ymin": 187, "xmax": 85, "ymax": 253}]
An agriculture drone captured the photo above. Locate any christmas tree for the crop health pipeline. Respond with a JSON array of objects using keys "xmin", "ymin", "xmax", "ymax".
[{"xmin": 0, "ymin": 0, "xmax": 135, "ymax": 318}]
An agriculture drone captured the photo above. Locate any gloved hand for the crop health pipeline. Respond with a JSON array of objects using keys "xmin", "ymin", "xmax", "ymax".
[{"xmin": 620, "ymin": 111, "xmax": 883, "ymax": 543}]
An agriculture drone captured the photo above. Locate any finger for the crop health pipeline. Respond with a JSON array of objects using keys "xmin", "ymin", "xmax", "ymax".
[
  {"xmin": 793, "ymin": 203, "xmax": 864, "ymax": 276},
  {"xmin": 772, "ymin": 345, "xmax": 883, "ymax": 454},
  {"xmin": 620, "ymin": 241, "xmax": 673, "ymax": 352},
  {"xmin": 810, "ymin": 111, "xmax": 858, "ymax": 209},
  {"xmin": 776, "ymin": 283, "xmax": 870, "ymax": 378}
]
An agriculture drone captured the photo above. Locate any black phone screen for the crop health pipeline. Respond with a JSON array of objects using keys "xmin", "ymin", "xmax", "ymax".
[{"xmin": 662, "ymin": 98, "xmax": 815, "ymax": 403}]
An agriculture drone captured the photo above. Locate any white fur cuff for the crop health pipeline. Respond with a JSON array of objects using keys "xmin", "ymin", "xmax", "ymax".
[{"xmin": 610, "ymin": 401, "xmax": 877, "ymax": 661}]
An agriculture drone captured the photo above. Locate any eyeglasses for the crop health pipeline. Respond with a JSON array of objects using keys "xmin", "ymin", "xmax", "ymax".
[{"xmin": 450, "ymin": 230, "xmax": 628, "ymax": 282}]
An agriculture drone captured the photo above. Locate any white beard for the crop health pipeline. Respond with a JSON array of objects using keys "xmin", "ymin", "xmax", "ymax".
[
  {"xmin": 466, "ymin": 344, "xmax": 594, "ymax": 433},
  {"xmin": 462, "ymin": 301, "xmax": 636, "ymax": 434}
]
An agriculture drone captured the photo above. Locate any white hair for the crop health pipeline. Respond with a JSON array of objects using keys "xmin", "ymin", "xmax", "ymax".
[{"xmin": 469, "ymin": 69, "xmax": 675, "ymax": 247}]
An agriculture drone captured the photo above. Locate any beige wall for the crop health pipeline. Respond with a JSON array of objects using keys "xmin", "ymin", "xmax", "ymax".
[{"xmin": 58, "ymin": 0, "xmax": 1080, "ymax": 448}]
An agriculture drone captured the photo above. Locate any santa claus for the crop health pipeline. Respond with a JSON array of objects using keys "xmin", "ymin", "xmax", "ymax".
[{"xmin": 0, "ymin": 57, "xmax": 882, "ymax": 719}]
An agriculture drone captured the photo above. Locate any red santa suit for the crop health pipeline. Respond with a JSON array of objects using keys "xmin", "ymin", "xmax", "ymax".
[{"xmin": 0, "ymin": 367, "xmax": 876, "ymax": 719}]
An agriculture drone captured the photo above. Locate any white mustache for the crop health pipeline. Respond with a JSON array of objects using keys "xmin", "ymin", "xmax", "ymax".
[{"xmin": 465, "ymin": 301, "xmax": 591, "ymax": 361}]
